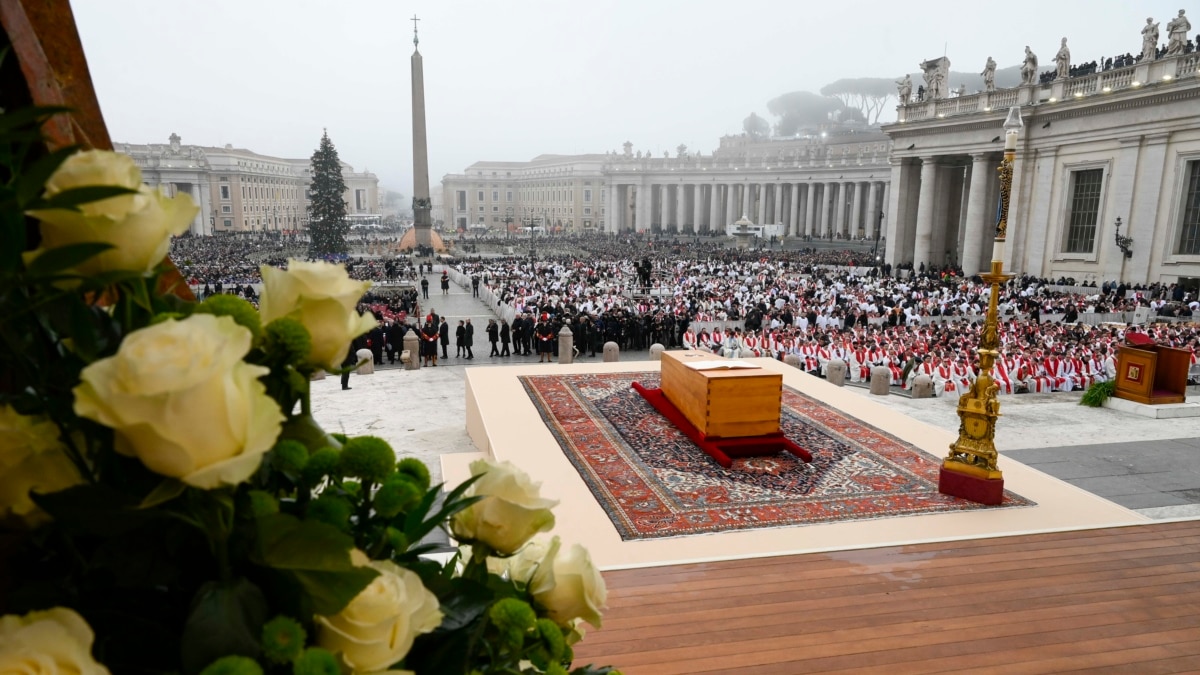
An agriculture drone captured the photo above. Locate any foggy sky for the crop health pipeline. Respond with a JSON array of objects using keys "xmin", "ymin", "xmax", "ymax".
[{"xmin": 74, "ymin": 0, "xmax": 1192, "ymax": 195}]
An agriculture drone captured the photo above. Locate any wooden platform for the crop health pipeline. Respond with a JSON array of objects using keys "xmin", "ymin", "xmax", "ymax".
[{"xmin": 573, "ymin": 520, "xmax": 1200, "ymax": 674}]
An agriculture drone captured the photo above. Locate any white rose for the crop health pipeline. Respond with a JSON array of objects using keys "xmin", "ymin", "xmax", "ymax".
[
  {"xmin": 315, "ymin": 560, "xmax": 442, "ymax": 673},
  {"xmin": 487, "ymin": 535, "xmax": 554, "ymax": 584},
  {"xmin": 0, "ymin": 406, "xmax": 84, "ymax": 526},
  {"xmin": 259, "ymin": 259, "xmax": 377, "ymax": 370},
  {"xmin": 24, "ymin": 150, "xmax": 197, "ymax": 277},
  {"xmin": 528, "ymin": 537, "xmax": 607, "ymax": 630},
  {"xmin": 0, "ymin": 607, "xmax": 110, "ymax": 674},
  {"xmin": 73, "ymin": 314, "xmax": 284, "ymax": 489},
  {"xmin": 450, "ymin": 459, "xmax": 557, "ymax": 555}
]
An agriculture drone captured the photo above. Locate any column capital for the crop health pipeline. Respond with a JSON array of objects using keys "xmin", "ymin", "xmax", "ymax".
[{"xmin": 969, "ymin": 152, "xmax": 995, "ymax": 163}]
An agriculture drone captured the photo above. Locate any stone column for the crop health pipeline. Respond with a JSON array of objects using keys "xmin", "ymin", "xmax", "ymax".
[
  {"xmin": 834, "ymin": 183, "xmax": 847, "ymax": 237},
  {"xmin": 741, "ymin": 182, "xmax": 752, "ymax": 218},
  {"xmin": 692, "ymin": 184, "xmax": 703, "ymax": 232},
  {"xmin": 606, "ymin": 183, "xmax": 619, "ymax": 233},
  {"xmin": 659, "ymin": 184, "xmax": 669, "ymax": 230},
  {"xmin": 676, "ymin": 180, "xmax": 686, "ymax": 229},
  {"xmin": 773, "ymin": 183, "xmax": 784, "ymax": 225},
  {"xmin": 725, "ymin": 183, "xmax": 737, "ymax": 229},
  {"xmin": 913, "ymin": 157, "xmax": 940, "ymax": 269},
  {"xmin": 850, "ymin": 181, "xmax": 865, "ymax": 238},
  {"xmin": 754, "ymin": 184, "xmax": 765, "ymax": 224},
  {"xmin": 708, "ymin": 184, "xmax": 721, "ymax": 234},
  {"xmin": 805, "ymin": 184, "xmax": 817, "ymax": 237},
  {"xmin": 789, "ymin": 184, "xmax": 801, "ymax": 237},
  {"xmin": 558, "ymin": 325, "xmax": 573, "ymax": 364},
  {"xmin": 960, "ymin": 154, "xmax": 993, "ymax": 276},
  {"xmin": 818, "ymin": 183, "xmax": 832, "ymax": 237},
  {"xmin": 636, "ymin": 183, "xmax": 652, "ymax": 232},
  {"xmin": 865, "ymin": 182, "xmax": 880, "ymax": 240}
]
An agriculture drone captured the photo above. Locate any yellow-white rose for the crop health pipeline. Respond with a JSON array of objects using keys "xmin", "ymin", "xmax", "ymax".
[
  {"xmin": 0, "ymin": 406, "xmax": 84, "ymax": 526},
  {"xmin": 73, "ymin": 314, "xmax": 284, "ymax": 489},
  {"xmin": 259, "ymin": 259, "xmax": 377, "ymax": 370},
  {"xmin": 528, "ymin": 537, "xmax": 606, "ymax": 631},
  {"xmin": 0, "ymin": 607, "xmax": 110, "ymax": 674},
  {"xmin": 24, "ymin": 150, "xmax": 197, "ymax": 277},
  {"xmin": 315, "ymin": 560, "xmax": 442, "ymax": 673},
  {"xmin": 450, "ymin": 459, "xmax": 557, "ymax": 555}
]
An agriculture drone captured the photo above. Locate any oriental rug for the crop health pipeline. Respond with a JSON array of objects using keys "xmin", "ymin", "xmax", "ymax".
[{"xmin": 520, "ymin": 372, "xmax": 1034, "ymax": 540}]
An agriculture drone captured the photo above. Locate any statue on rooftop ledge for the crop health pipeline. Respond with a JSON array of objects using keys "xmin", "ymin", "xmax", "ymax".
[
  {"xmin": 981, "ymin": 56, "xmax": 997, "ymax": 92},
  {"xmin": 1142, "ymin": 17, "xmax": 1160, "ymax": 61},
  {"xmin": 1167, "ymin": 9, "xmax": 1191, "ymax": 55},
  {"xmin": 896, "ymin": 73, "xmax": 912, "ymax": 104},
  {"xmin": 1020, "ymin": 46, "xmax": 1039, "ymax": 85},
  {"xmin": 1055, "ymin": 38, "xmax": 1071, "ymax": 80}
]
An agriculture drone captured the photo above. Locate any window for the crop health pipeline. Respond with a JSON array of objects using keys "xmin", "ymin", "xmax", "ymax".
[
  {"xmin": 584, "ymin": 189, "xmax": 592, "ymax": 202},
  {"xmin": 506, "ymin": 190, "xmax": 513, "ymax": 202},
  {"xmin": 492, "ymin": 206, "xmax": 499, "ymax": 212},
  {"xmin": 584, "ymin": 207, "xmax": 592, "ymax": 215},
  {"xmin": 220, "ymin": 185, "xmax": 230, "ymax": 200},
  {"xmin": 223, "ymin": 219, "xmax": 232, "ymax": 228},
  {"xmin": 478, "ymin": 206, "xmax": 484, "ymax": 213},
  {"xmin": 1178, "ymin": 161, "xmax": 1200, "ymax": 255},
  {"xmin": 221, "ymin": 205, "xmax": 232, "ymax": 213},
  {"xmin": 492, "ymin": 190, "xmax": 499, "ymax": 201},
  {"xmin": 477, "ymin": 190, "xmax": 484, "ymax": 201},
  {"xmin": 1063, "ymin": 169, "xmax": 1103, "ymax": 253}
]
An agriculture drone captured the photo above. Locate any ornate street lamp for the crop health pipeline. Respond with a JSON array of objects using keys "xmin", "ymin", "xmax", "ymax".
[
  {"xmin": 1114, "ymin": 217, "xmax": 1133, "ymax": 258},
  {"xmin": 940, "ymin": 106, "xmax": 1023, "ymax": 505}
]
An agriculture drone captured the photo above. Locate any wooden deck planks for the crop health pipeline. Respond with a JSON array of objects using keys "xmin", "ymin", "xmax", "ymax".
[{"xmin": 573, "ymin": 521, "xmax": 1200, "ymax": 674}]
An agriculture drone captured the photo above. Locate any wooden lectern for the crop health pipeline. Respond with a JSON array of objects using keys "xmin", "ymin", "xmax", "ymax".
[{"xmin": 1114, "ymin": 343, "xmax": 1190, "ymax": 405}]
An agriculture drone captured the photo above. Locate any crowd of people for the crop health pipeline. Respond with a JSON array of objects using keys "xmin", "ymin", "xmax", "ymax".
[
  {"xmin": 451, "ymin": 237, "xmax": 1199, "ymax": 398},
  {"xmin": 170, "ymin": 230, "xmax": 1198, "ymax": 399}
]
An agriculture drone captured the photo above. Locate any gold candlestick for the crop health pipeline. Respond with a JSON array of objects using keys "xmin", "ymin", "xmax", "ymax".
[{"xmin": 940, "ymin": 107, "xmax": 1022, "ymax": 503}]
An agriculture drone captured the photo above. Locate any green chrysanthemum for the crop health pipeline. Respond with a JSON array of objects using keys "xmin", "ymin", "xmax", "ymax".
[
  {"xmin": 385, "ymin": 526, "xmax": 409, "ymax": 552},
  {"xmin": 261, "ymin": 615, "xmax": 306, "ymax": 664},
  {"xmin": 338, "ymin": 436, "xmax": 396, "ymax": 483},
  {"xmin": 306, "ymin": 495, "xmax": 352, "ymax": 531},
  {"xmin": 150, "ymin": 311, "xmax": 187, "ymax": 325},
  {"xmin": 198, "ymin": 655, "xmax": 263, "ymax": 675},
  {"xmin": 536, "ymin": 618, "xmax": 566, "ymax": 660},
  {"xmin": 292, "ymin": 648, "xmax": 340, "ymax": 675},
  {"xmin": 489, "ymin": 597, "xmax": 537, "ymax": 634},
  {"xmin": 374, "ymin": 477, "xmax": 422, "ymax": 518},
  {"xmin": 262, "ymin": 317, "xmax": 313, "ymax": 367},
  {"xmin": 195, "ymin": 294, "xmax": 262, "ymax": 338},
  {"xmin": 396, "ymin": 457, "xmax": 432, "ymax": 491},
  {"xmin": 270, "ymin": 440, "xmax": 309, "ymax": 475},
  {"xmin": 302, "ymin": 447, "xmax": 340, "ymax": 486},
  {"xmin": 247, "ymin": 490, "xmax": 280, "ymax": 517}
]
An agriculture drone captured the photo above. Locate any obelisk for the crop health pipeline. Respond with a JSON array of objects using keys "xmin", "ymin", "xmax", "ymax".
[{"xmin": 410, "ymin": 15, "xmax": 433, "ymax": 250}]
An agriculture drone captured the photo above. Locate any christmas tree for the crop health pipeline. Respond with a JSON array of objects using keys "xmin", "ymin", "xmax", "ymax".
[{"xmin": 307, "ymin": 129, "xmax": 349, "ymax": 257}]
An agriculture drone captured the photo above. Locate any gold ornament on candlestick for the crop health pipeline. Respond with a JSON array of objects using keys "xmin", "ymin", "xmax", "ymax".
[{"xmin": 943, "ymin": 107, "xmax": 1023, "ymax": 486}]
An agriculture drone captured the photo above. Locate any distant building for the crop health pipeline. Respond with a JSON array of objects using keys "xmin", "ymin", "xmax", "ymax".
[
  {"xmin": 119, "ymin": 133, "xmax": 380, "ymax": 235},
  {"xmin": 884, "ymin": 49, "xmax": 1200, "ymax": 283},
  {"xmin": 441, "ymin": 154, "xmax": 608, "ymax": 234}
]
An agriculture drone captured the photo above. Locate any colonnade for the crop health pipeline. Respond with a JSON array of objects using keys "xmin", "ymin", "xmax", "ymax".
[
  {"xmin": 886, "ymin": 153, "xmax": 1003, "ymax": 276},
  {"xmin": 606, "ymin": 179, "xmax": 889, "ymax": 240}
]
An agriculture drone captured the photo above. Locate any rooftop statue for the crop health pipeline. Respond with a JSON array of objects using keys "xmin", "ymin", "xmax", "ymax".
[
  {"xmin": 981, "ymin": 56, "xmax": 997, "ymax": 92},
  {"xmin": 1142, "ymin": 17, "xmax": 1160, "ymax": 61},
  {"xmin": 1166, "ymin": 9, "xmax": 1191, "ymax": 55},
  {"xmin": 1020, "ymin": 46, "xmax": 1039, "ymax": 85},
  {"xmin": 1055, "ymin": 38, "xmax": 1071, "ymax": 80},
  {"xmin": 896, "ymin": 73, "xmax": 912, "ymax": 103}
]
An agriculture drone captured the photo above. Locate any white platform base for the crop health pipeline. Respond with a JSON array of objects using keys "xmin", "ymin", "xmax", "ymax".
[{"xmin": 1103, "ymin": 395, "xmax": 1200, "ymax": 419}]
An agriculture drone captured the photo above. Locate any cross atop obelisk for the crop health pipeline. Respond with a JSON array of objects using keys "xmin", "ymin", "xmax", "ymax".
[{"xmin": 410, "ymin": 15, "xmax": 433, "ymax": 251}]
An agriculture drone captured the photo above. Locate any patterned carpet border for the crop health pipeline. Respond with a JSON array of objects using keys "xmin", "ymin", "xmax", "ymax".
[{"xmin": 520, "ymin": 372, "xmax": 1035, "ymax": 541}]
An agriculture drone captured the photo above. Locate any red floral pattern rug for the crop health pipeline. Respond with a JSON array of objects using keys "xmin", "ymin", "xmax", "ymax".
[{"xmin": 520, "ymin": 372, "xmax": 1034, "ymax": 540}]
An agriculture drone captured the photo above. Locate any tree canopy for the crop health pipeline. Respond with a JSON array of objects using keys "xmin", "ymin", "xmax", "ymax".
[
  {"xmin": 818, "ymin": 77, "xmax": 895, "ymax": 125},
  {"xmin": 765, "ymin": 91, "xmax": 844, "ymax": 136},
  {"xmin": 307, "ymin": 130, "xmax": 349, "ymax": 258},
  {"xmin": 742, "ymin": 112, "xmax": 770, "ymax": 140}
]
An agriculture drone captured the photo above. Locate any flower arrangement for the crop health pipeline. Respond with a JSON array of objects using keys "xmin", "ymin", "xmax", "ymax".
[{"xmin": 0, "ymin": 107, "xmax": 617, "ymax": 675}]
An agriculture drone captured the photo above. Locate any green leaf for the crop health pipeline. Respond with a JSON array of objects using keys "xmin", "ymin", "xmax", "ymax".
[
  {"xmin": 251, "ymin": 513, "xmax": 378, "ymax": 615},
  {"xmin": 16, "ymin": 145, "xmax": 78, "ymax": 206},
  {"xmin": 25, "ymin": 242, "xmax": 113, "ymax": 277},
  {"xmin": 31, "ymin": 484, "xmax": 167, "ymax": 536},
  {"xmin": 0, "ymin": 105, "xmax": 71, "ymax": 134},
  {"xmin": 29, "ymin": 185, "xmax": 138, "ymax": 211},
  {"xmin": 140, "ymin": 478, "xmax": 187, "ymax": 509},
  {"xmin": 290, "ymin": 567, "xmax": 379, "ymax": 616},
  {"xmin": 180, "ymin": 579, "xmax": 267, "ymax": 675}
]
